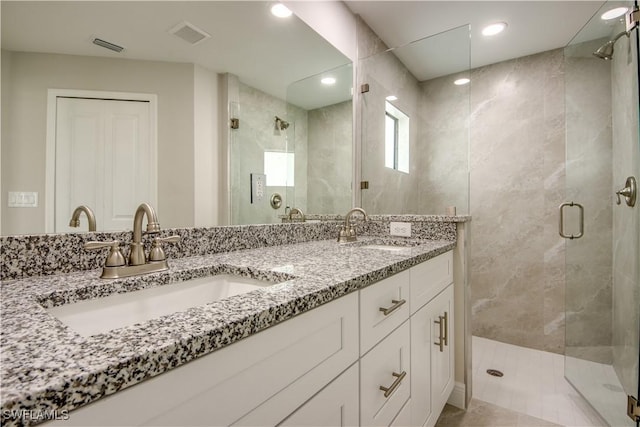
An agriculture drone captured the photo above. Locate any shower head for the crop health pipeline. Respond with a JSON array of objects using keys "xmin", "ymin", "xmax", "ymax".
[
  {"xmin": 593, "ymin": 31, "xmax": 629, "ymax": 60},
  {"xmin": 274, "ymin": 116, "xmax": 290, "ymax": 131}
]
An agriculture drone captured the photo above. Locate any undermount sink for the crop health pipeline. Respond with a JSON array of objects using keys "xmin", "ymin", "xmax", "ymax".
[{"xmin": 46, "ymin": 274, "xmax": 279, "ymax": 337}]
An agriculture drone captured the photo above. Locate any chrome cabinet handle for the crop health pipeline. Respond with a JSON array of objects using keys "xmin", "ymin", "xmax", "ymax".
[
  {"xmin": 443, "ymin": 311, "xmax": 449, "ymax": 346},
  {"xmin": 379, "ymin": 299, "xmax": 406, "ymax": 316},
  {"xmin": 558, "ymin": 202, "xmax": 584, "ymax": 239},
  {"xmin": 434, "ymin": 315, "xmax": 445, "ymax": 352},
  {"xmin": 379, "ymin": 371, "xmax": 407, "ymax": 398}
]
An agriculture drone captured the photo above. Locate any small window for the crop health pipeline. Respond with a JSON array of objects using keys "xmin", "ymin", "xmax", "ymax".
[
  {"xmin": 384, "ymin": 101, "xmax": 409, "ymax": 174},
  {"xmin": 264, "ymin": 151, "xmax": 294, "ymax": 186}
]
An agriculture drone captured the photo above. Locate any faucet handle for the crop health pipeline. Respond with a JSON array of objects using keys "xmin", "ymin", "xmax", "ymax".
[
  {"xmin": 84, "ymin": 240, "xmax": 126, "ymax": 267},
  {"xmin": 149, "ymin": 235, "xmax": 181, "ymax": 262}
]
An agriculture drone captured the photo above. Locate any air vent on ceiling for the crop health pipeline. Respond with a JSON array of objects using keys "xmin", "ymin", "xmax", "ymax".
[
  {"xmin": 92, "ymin": 38, "xmax": 124, "ymax": 53},
  {"xmin": 169, "ymin": 21, "xmax": 211, "ymax": 45}
]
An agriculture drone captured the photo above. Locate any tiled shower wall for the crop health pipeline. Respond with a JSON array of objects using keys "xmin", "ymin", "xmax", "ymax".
[
  {"xmin": 307, "ymin": 101, "xmax": 353, "ymax": 214},
  {"xmin": 468, "ymin": 49, "xmax": 571, "ymax": 354},
  {"xmin": 230, "ymin": 83, "xmax": 308, "ymax": 225}
]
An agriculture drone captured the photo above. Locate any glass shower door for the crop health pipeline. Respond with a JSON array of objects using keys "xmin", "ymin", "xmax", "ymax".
[{"xmin": 563, "ymin": 1, "xmax": 640, "ymax": 425}]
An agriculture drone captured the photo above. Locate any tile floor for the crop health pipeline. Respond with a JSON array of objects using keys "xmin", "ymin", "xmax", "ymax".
[
  {"xmin": 436, "ymin": 398, "xmax": 560, "ymax": 427},
  {"xmin": 469, "ymin": 336, "xmax": 611, "ymax": 427}
]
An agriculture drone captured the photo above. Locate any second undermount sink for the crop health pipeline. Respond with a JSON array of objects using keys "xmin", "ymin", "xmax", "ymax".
[{"xmin": 46, "ymin": 274, "xmax": 280, "ymax": 337}]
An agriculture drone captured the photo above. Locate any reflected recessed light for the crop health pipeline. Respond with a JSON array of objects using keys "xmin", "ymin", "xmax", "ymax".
[
  {"xmin": 482, "ymin": 22, "xmax": 507, "ymax": 36},
  {"xmin": 271, "ymin": 3, "xmax": 292, "ymax": 18},
  {"xmin": 601, "ymin": 7, "xmax": 628, "ymax": 20},
  {"xmin": 321, "ymin": 77, "xmax": 336, "ymax": 85},
  {"xmin": 454, "ymin": 78, "xmax": 470, "ymax": 86},
  {"xmin": 386, "ymin": 95, "xmax": 398, "ymax": 101}
]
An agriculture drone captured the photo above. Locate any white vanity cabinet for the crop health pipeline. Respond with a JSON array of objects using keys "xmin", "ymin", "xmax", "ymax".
[
  {"xmin": 44, "ymin": 250, "xmax": 457, "ymax": 427},
  {"xmin": 360, "ymin": 321, "xmax": 411, "ymax": 426},
  {"xmin": 359, "ymin": 250, "xmax": 454, "ymax": 427},
  {"xmin": 46, "ymin": 292, "xmax": 359, "ymax": 427},
  {"xmin": 358, "ymin": 268, "xmax": 411, "ymax": 426},
  {"xmin": 279, "ymin": 363, "xmax": 359, "ymax": 427},
  {"xmin": 409, "ymin": 253, "xmax": 455, "ymax": 427}
]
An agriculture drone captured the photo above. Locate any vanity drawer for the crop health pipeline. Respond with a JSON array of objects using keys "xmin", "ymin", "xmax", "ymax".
[
  {"xmin": 360, "ymin": 270, "xmax": 410, "ymax": 355},
  {"xmin": 410, "ymin": 251, "xmax": 453, "ymax": 314},
  {"xmin": 360, "ymin": 320, "xmax": 411, "ymax": 427}
]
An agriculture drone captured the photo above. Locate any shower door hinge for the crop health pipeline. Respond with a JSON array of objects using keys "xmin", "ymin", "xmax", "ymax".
[
  {"xmin": 230, "ymin": 118, "xmax": 239, "ymax": 129},
  {"xmin": 360, "ymin": 84, "xmax": 370, "ymax": 94},
  {"xmin": 628, "ymin": 395, "xmax": 640, "ymax": 422},
  {"xmin": 626, "ymin": 8, "xmax": 639, "ymax": 32},
  {"xmin": 360, "ymin": 181, "xmax": 369, "ymax": 190}
]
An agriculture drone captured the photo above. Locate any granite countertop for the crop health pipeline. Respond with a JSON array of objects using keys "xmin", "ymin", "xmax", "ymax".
[{"xmin": 0, "ymin": 236, "xmax": 455, "ymax": 426}]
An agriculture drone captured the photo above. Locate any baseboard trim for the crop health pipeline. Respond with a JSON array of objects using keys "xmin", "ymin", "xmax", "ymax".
[{"xmin": 447, "ymin": 382, "xmax": 466, "ymax": 409}]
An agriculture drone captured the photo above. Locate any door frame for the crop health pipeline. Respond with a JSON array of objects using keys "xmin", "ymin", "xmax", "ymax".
[{"xmin": 45, "ymin": 89, "xmax": 158, "ymax": 233}]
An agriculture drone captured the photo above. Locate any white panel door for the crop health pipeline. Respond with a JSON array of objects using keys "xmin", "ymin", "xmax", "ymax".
[{"xmin": 55, "ymin": 97, "xmax": 154, "ymax": 232}]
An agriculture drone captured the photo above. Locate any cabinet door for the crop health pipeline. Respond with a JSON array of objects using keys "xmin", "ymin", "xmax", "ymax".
[
  {"xmin": 410, "ymin": 301, "xmax": 434, "ymax": 427},
  {"xmin": 427, "ymin": 284, "xmax": 455, "ymax": 427},
  {"xmin": 390, "ymin": 398, "xmax": 411, "ymax": 427},
  {"xmin": 361, "ymin": 321, "xmax": 411, "ymax": 427},
  {"xmin": 411, "ymin": 283, "xmax": 454, "ymax": 427},
  {"xmin": 279, "ymin": 363, "xmax": 359, "ymax": 427}
]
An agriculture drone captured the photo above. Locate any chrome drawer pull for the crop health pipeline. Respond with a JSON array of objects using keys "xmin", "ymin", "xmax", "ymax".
[
  {"xmin": 379, "ymin": 299, "xmax": 406, "ymax": 316},
  {"xmin": 379, "ymin": 371, "xmax": 407, "ymax": 398}
]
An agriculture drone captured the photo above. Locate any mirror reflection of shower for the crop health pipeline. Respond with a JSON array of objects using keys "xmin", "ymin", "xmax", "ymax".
[
  {"xmin": 274, "ymin": 116, "xmax": 290, "ymax": 135},
  {"xmin": 593, "ymin": 30, "xmax": 630, "ymax": 60}
]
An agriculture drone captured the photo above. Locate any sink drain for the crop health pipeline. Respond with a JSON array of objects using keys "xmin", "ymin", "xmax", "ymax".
[{"xmin": 486, "ymin": 369, "xmax": 504, "ymax": 377}]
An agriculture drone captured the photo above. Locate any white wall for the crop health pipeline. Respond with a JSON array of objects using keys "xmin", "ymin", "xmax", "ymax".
[
  {"xmin": 194, "ymin": 65, "xmax": 219, "ymax": 227},
  {"xmin": 1, "ymin": 51, "xmax": 195, "ymax": 234},
  {"xmin": 284, "ymin": 1, "xmax": 357, "ymax": 62}
]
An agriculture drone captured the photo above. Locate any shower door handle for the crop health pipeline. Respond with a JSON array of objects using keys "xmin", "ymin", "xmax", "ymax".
[{"xmin": 559, "ymin": 202, "xmax": 584, "ymax": 239}]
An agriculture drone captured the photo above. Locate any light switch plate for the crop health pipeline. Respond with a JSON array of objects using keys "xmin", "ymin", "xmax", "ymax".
[
  {"xmin": 250, "ymin": 173, "xmax": 266, "ymax": 203},
  {"xmin": 8, "ymin": 191, "xmax": 38, "ymax": 208},
  {"xmin": 390, "ymin": 221, "xmax": 411, "ymax": 237}
]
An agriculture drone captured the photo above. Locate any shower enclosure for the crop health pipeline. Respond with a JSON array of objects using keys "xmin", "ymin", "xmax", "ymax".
[{"xmin": 563, "ymin": 1, "xmax": 639, "ymax": 425}]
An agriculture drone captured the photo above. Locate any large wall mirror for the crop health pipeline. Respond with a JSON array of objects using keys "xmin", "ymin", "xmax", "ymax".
[
  {"xmin": 359, "ymin": 24, "xmax": 471, "ymax": 216},
  {"xmin": 229, "ymin": 62, "xmax": 352, "ymax": 225},
  {"xmin": 1, "ymin": 1, "xmax": 352, "ymax": 235}
]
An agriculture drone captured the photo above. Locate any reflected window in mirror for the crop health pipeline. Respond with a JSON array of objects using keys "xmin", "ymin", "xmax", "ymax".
[
  {"xmin": 264, "ymin": 151, "xmax": 295, "ymax": 187},
  {"xmin": 384, "ymin": 101, "xmax": 409, "ymax": 173}
]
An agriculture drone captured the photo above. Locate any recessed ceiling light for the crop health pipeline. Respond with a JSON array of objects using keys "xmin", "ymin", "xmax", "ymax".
[
  {"xmin": 482, "ymin": 22, "xmax": 507, "ymax": 36},
  {"xmin": 386, "ymin": 95, "xmax": 398, "ymax": 101},
  {"xmin": 601, "ymin": 7, "xmax": 628, "ymax": 20},
  {"xmin": 454, "ymin": 78, "xmax": 470, "ymax": 86},
  {"xmin": 321, "ymin": 77, "xmax": 336, "ymax": 85},
  {"xmin": 271, "ymin": 3, "xmax": 292, "ymax": 18}
]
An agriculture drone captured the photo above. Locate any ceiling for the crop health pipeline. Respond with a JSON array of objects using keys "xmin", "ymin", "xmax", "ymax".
[
  {"xmin": 0, "ymin": 1, "xmax": 351, "ymax": 108},
  {"xmin": 347, "ymin": 0, "xmax": 626, "ymax": 80},
  {"xmin": 2, "ymin": 1, "xmax": 629, "ymax": 102}
]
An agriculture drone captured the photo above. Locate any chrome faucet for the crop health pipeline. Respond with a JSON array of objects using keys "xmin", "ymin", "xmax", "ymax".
[
  {"xmin": 288, "ymin": 207, "xmax": 305, "ymax": 222},
  {"xmin": 84, "ymin": 203, "xmax": 180, "ymax": 279},
  {"xmin": 69, "ymin": 205, "xmax": 97, "ymax": 232},
  {"xmin": 338, "ymin": 207, "xmax": 368, "ymax": 243},
  {"xmin": 129, "ymin": 203, "xmax": 161, "ymax": 266}
]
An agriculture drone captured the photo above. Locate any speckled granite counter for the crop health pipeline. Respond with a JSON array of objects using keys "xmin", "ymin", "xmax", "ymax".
[{"xmin": 1, "ymin": 237, "xmax": 455, "ymax": 426}]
